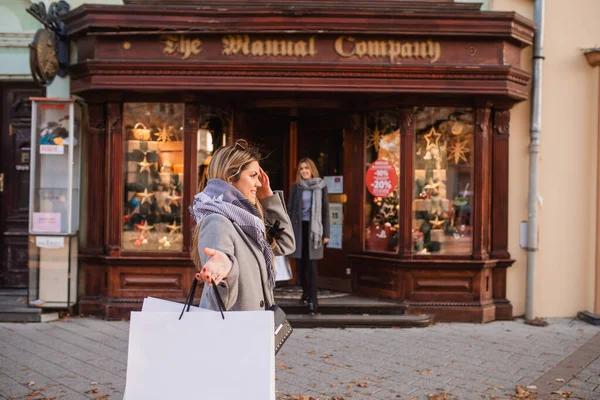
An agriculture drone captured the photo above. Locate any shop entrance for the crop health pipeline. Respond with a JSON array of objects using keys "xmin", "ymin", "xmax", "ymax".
[{"xmin": 238, "ymin": 107, "xmax": 352, "ymax": 291}]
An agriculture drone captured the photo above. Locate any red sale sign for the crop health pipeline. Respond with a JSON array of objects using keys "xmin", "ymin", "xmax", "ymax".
[{"xmin": 366, "ymin": 159, "xmax": 397, "ymax": 197}]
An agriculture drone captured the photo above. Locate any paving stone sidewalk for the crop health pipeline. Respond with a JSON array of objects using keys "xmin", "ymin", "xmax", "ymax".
[{"xmin": 0, "ymin": 317, "xmax": 599, "ymax": 399}]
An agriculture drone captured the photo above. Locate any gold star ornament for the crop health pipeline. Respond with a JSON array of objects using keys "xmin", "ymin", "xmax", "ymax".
[
  {"xmin": 447, "ymin": 138, "xmax": 470, "ymax": 164},
  {"xmin": 135, "ymin": 220, "xmax": 155, "ymax": 232},
  {"xmin": 135, "ymin": 188, "xmax": 154, "ymax": 205},
  {"xmin": 138, "ymin": 156, "xmax": 152, "ymax": 173},
  {"xmin": 423, "ymin": 127, "xmax": 442, "ymax": 151},
  {"xmin": 429, "ymin": 216, "xmax": 445, "ymax": 229},
  {"xmin": 154, "ymin": 125, "xmax": 173, "ymax": 142}
]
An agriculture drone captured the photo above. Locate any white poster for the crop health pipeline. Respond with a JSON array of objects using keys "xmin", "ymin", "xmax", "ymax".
[
  {"xmin": 329, "ymin": 203, "xmax": 343, "ymax": 225},
  {"xmin": 36, "ymin": 236, "xmax": 65, "ymax": 249},
  {"xmin": 327, "ymin": 225, "xmax": 343, "ymax": 249},
  {"xmin": 324, "ymin": 175, "xmax": 343, "ymax": 194}
]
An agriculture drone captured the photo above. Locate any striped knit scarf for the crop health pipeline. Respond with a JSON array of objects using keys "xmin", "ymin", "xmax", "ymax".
[{"xmin": 190, "ymin": 178, "xmax": 275, "ymax": 288}]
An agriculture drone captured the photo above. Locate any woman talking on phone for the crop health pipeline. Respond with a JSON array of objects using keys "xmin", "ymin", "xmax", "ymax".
[
  {"xmin": 190, "ymin": 139, "xmax": 295, "ymax": 312},
  {"xmin": 287, "ymin": 157, "xmax": 330, "ymax": 315}
]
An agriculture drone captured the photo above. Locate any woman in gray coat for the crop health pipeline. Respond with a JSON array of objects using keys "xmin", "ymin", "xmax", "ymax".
[
  {"xmin": 190, "ymin": 139, "xmax": 295, "ymax": 312},
  {"xmin": 287, "ymin": 158, "xmax": 330, "ymax": 315}
]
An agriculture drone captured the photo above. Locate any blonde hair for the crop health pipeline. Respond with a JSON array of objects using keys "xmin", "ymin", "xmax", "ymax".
[
  {"xmin": 295, "ymin": 157, "xmax": 320, "ymax": 184},
  {"xmin": 192, "ymin": 140, "xmax": 264, "ymax": 270}
]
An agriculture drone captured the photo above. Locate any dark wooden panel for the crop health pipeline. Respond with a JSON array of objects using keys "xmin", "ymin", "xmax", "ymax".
[
  {"xmin": 490, "ymin": 109, "xmax": 510, "ymax": 259},
  {"xmin": 399, "ymin": 107, "xmax": 415, "ymax": 259},
  {"xmin": 106, "ymin": 103, "xmax": 123, "ymax": 256},
  {"xmin": 121, "ymin": 273, "xmax": 182, "ymax": 290},
  {"xmin": 472, "ymin": 107, "xmax": 491, "ymax": 260},
  {"xmin": 1, "ymin": 236, "xmax": 29, "ymax": 288}
]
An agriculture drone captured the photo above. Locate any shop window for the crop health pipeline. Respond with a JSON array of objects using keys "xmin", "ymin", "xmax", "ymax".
[
  {"xmin": 364, "ymin": 110, "xmax": 400, "ymax": 253},
  {"xmin": 122, "ymin": 103, "xmax": 184, "ymax": 252},
  {"xmin": 197, "ymin": 106, "xmax": 231, "ymax": 190},
  {"xmin": 412, "ymin": 107, "xmax": 473, "ymax": 255}
]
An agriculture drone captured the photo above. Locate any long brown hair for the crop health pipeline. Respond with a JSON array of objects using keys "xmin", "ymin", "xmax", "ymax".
[
  {"xmin": 191, "ymin": 139, "xmax": 262, "ymax": 269},
  {"xmin": 294, "ymin": 157, "xmax": 320, "ymax": 184}
]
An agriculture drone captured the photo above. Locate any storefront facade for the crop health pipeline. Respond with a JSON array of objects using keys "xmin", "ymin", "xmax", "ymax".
[{"xmin": 64, "ymin": 0, "xmax": 534, "ymax": 322}]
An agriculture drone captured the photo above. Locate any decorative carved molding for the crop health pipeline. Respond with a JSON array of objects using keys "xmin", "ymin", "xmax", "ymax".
[
  {"xmin": 493, "ymin": 110, "xmax": 510, "ymax": 136},
  {"xmin": 75, "ymin": 66, "xmax": 531, "ymax": 85}
]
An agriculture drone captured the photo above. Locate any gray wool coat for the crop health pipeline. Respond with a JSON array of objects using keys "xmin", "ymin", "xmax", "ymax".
[
  {"xmin": 287, "ymin": 183, "xmax": 330, "ymax": 260},
  {"xmin": 198, "ymin": 191, "xmax": 295, "ymax": 312}
]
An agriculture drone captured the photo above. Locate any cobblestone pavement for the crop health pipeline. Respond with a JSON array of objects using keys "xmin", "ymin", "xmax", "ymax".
[{"xmin": 0, "ymin": 317, "xmax": 599, "ymax": 399}]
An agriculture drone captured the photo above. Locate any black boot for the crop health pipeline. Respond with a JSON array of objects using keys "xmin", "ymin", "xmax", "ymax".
[{"xmin": 307, "ymin": 301, "xmax": 316, "ymax": 316}]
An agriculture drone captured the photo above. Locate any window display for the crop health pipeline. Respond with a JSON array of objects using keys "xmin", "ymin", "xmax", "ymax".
[
  {"xmin": 364, "ymin": 110, "xmax": 400, "ymax": 253},
  {"xmin": 122, "ymin": 103, "xmax": 184, "ymax": 252},
  {"xmin": 412, "ymin": 107, "xmax": 473, "ymax": 255}
]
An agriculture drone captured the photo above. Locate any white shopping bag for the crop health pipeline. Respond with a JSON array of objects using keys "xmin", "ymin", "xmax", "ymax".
[
  {"xmin": 124, "ymin": 299, "xmax": 275, "ymax": 400},
  {"xmin": 275, "ymin": 256, "xmax": 292, "ymax": 281}
]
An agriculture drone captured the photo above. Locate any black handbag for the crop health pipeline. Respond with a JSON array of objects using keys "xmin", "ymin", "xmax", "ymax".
[{"xmin": 179, "ymin": 277, "xmax": 293, "ymax": 355}]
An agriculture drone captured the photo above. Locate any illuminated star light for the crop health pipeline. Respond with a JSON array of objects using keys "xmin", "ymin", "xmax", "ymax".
[
  {"xmin": 154, "ymin": 125, "xmax": 173, "ymax": 142},
  {"xmin": 423, "ymin": 127, "xmax": 442, "ymax": 150},
  {"xmin": 447, "ymin": 139, "xmax": 470, "ymax": 164}
]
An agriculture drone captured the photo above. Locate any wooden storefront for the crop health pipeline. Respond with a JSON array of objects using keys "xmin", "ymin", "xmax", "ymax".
[{"xmin": 64, "ymin": 0, "xmax": 535, "ymax": 322}]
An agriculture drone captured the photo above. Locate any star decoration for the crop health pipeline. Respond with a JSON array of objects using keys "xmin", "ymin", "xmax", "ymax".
[
  {"xmin": 429, "ymin": 215, "xmax": 445, "ymax": 229},
  {"xmin": 423, "ymin": 178, "xmax": 440, "ymax": 195},
  {"xmin": 135, "ymin": 220, "xmax": 155, "ymax": 232},
  {"xmin": 135, "ymin": 188, "xmax": 154, "ymax": 205},
  {"xmin": 366, "ymin": 126, "xmax": 383, "ymax": 152},
  {"xmin": 166, "ymin": 190, "xmax": 182, "ymax": 206},
  {"xmin": 154, "ymin": 125, "xmax": 173, "ymax": 142},
  {"xmin": 166, "ymin": 222, "xmax": 181, "ymax": 233},
  {"xmin": 138, "ymin": 156, "xmax": 152, "ymax": 173},
  {"xmin": 447, "ymin": 138, "xmax": 470, "ymax": 164},
  {"xmin": 423, "ymin": 127, "xmax": 442, "ymax": 150}
]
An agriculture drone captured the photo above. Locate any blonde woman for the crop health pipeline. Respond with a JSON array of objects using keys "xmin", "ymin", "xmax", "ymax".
[
  {"xmin": 190, "ymin": 139, "xmax": 295, "ymax": 311},
  {"xmin": 287, "ymin": 158, "xmax": 330, "ymax": 315}
]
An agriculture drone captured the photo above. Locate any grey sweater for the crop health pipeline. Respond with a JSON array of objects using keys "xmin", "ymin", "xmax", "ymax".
[{"xmin": 198, "ymin": 191, "xmax": 295, "ymax": 311}]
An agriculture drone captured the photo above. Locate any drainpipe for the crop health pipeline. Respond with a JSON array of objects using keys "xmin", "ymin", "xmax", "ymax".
[{"xmin": 525, "ymin": 0, "xmax": 545, "ymax": 321}]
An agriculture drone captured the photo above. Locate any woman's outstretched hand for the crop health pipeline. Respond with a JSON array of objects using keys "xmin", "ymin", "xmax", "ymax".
[
  {"xmin": 257, "ymin": 166, "xmax": 273, "ymax": 200},
  {"xmin": 195, "ymin": 248, "xmax": 233, "ymax": 286}
]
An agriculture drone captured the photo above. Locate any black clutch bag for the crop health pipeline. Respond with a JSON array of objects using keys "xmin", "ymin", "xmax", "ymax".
[{"xmin": 179, "ymin": 278, "xmax": 293, "ymax": 355}]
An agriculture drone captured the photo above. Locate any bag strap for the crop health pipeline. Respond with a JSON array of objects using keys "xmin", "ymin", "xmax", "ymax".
[{"xmin": 179, "ymin": 277, "xmax": 225, "ymax": 320}]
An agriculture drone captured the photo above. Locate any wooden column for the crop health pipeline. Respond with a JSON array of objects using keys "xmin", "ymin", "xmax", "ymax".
[
  {"xmin": 472, "ymin": 107, "xmax": 491, "ymax": 260},
  {"xmin": 183, "ymin": 103, "xmax": 198, "ymax": 255},
  {"xmin": 398, "ymin": 107, "xmax": 415, "ymax": 259},
  {"xmin": 84, "ymin": 102, "xmax": 106, "ymax": 254},
  {"xmin": 490, "ymin": 109, "xmax": 511, "ymax": 260},
  {"xmin": 106, "ymin": 103, "xmax": 123, "ymax": 256}
]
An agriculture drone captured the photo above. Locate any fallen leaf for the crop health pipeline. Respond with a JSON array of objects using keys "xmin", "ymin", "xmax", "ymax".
[
  {"xmin": 27, "ymin": 381, "xmax": 35, "ymax": 387},
  {"xmin": 85, "ymin": 388, "xmax": 100, "ymax": 394},
  {"xmin": 307, "ymin": 350, "xmax": 316, "ymax": 355},
  {"xmin": 555, "ymin": 378, "xmax": 565, "ymax": 382}
]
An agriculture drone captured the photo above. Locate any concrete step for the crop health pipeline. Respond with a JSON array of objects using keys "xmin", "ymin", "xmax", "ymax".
[
  {"xmin": 0, "ymin": 288, "xmax": 55, "ymax": 323},
  {"xmin": 277, "ymin": 295, "xmax": 407, "ymax": 315},
  {"xmin": 286, "ymin": 313, "xmax": 433, "ymax": 328}
]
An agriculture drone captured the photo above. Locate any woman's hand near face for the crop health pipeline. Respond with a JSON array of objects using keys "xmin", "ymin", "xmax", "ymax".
[
  {"xmin": 257, "ymin": 167, "xmax": 273, "ymax": 200},
  {"xmin": 195, "ymin": 248, "xmax": 233, "ymax": 286}
]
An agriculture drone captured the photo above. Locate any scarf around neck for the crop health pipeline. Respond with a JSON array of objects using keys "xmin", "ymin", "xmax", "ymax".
[
  {"xmin": 298, "ymin": 177, "xmax": 327, "ymax": 249},
  {"xmin": 190, "ymin": 178, "xmax": 275, "ymax": 288}
]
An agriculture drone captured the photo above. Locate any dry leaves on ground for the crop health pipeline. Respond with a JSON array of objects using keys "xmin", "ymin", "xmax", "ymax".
[
  {"xmin": 550, "ymin": 390, "xmax": 585, "ymax": 399},
  {"xmin": 427, "ymin": 392, "xmax": 459, "ymax": 400}
]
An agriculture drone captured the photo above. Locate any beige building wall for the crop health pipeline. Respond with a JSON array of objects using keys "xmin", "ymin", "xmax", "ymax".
[{"xmin": 491, "ymin": 0, "xmax": 600, "ymax": 317}]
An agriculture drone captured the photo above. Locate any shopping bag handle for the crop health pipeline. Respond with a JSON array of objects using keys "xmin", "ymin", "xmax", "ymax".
[{"xmin": 179, "ymin": 277, "xmax": 225, "ymax": 320}]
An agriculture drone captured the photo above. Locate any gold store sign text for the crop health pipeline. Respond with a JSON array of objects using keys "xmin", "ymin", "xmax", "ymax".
[
  {"xmin": 335, "ymin": 36, "xmax": 441, "ymax": 63},
  {"xmin": 161, "ymin": 35, "xmax": 202, "ymax": 60},
  {"xmin": 222, "ymin": 35, "xmax": 317, "ymax": 57},
  {"xmin": 160, "ymin": 35, "xmax": 442, "ymax": 63}
]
